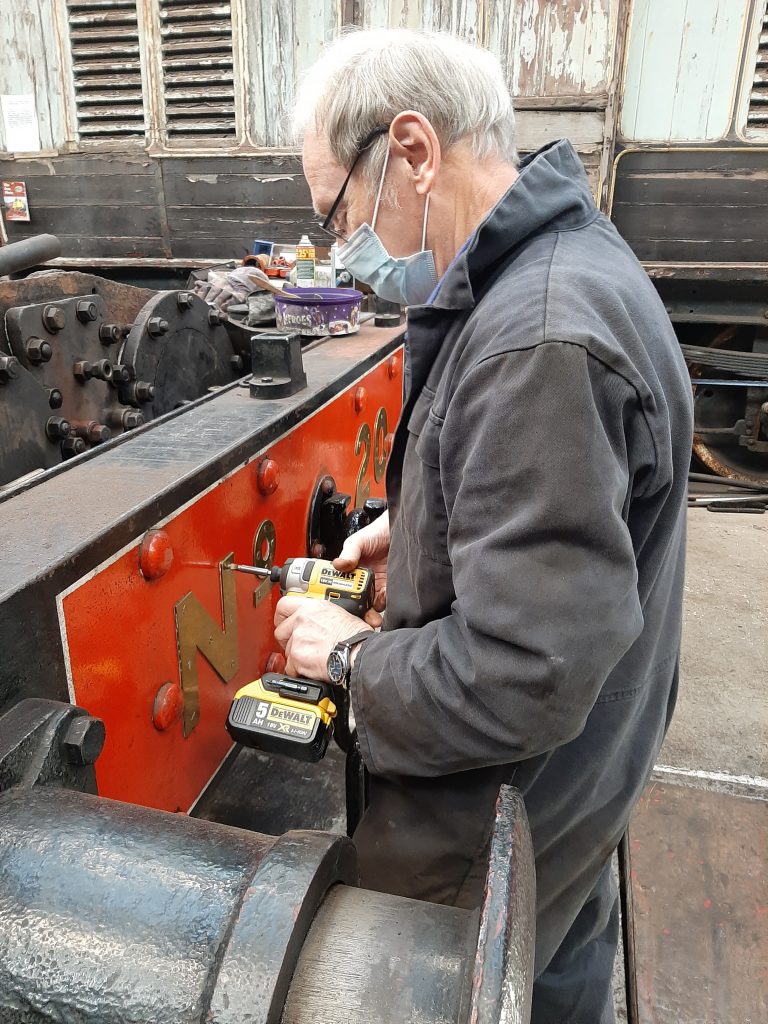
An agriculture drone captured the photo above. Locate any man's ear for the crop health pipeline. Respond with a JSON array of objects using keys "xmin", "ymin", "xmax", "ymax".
[{"xmin": 389, "ymin": 111, "xmax": 440, "ymax": 196}]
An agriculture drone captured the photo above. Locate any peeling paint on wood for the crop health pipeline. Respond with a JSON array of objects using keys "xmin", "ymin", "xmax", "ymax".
[{"xmin": 620, "ymin": 0, "xmax": 752, "ymax": 142}]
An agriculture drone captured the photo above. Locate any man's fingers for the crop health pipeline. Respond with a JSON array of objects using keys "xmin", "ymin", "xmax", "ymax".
[
  {"xmin": 274, "ymin": 595, "xmax": 305, "ymax": 624},
  {"xmin": 373, "ymin": 586, "xmax": 387, "ymax": 613},
  {"xmin": 364, "ymin": 608, "xmax": 382, "ymax": 629}
]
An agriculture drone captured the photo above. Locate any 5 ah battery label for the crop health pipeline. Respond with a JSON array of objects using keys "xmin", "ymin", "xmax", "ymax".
[{"xmin": 253, "ymin": 700, "xmax": 317, "ymax": 739}]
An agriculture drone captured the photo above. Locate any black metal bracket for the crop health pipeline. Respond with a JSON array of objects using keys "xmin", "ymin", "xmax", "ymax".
[
  {"xmin": 0, "ymin": 698, "xmax": 104, "ymax": 795},
  {"xmin": 306, "ymin": 474, "xmax": 387, "ymax": 559},
  {"xmin": 249, "ymin": 332, "xmax": 307, "ymax": 399}
]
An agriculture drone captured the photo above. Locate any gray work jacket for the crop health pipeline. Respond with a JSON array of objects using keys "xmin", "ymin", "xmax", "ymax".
[{"xmin": 349, "ymin": 140, "xmax": 693, "ymax": 968}]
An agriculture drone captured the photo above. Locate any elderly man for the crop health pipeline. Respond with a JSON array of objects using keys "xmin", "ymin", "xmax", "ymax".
[{"xmin": 274, "ymin": 29, "xmax": 693, "ymax": 1024}]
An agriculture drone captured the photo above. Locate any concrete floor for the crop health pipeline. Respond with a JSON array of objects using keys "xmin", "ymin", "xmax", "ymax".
[
  {"xmin": 613, "ymin": 507, "xmax": 767, "ymax": 1023},
  {"xmin": 662, "ymin": 510, "xmax": 768, "ymax": 781}
]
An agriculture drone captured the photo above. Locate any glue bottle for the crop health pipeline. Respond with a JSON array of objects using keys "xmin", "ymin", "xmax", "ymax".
[{"xmin": 296, "ymin": 234, "xmax": 316, "ymax": 288}]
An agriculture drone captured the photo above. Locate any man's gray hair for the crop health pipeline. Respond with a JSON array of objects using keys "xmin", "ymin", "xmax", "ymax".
[{"xmin": 294, "ymin": 29, "xmax": 517, "ymax": 182}]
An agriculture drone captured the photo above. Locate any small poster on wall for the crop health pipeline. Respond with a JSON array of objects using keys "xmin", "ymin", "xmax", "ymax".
[{"xmin": 2, "ymin": 181, "xmax": 31, "ymax": 222}]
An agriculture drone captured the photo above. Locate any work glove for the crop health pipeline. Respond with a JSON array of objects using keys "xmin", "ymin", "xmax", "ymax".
[
  {"xmin": 193, "ymin": 266, "xmax": 266, "ymax": 311},
  {"xmin": 334, "ymin": 510, "xmax": 390, "ymax": 625}
]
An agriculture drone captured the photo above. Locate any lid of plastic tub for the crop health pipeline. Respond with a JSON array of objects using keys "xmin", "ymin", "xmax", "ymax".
[{"xmin": 277, "ymin": 287, "xmax": 363, "ymax": 305}]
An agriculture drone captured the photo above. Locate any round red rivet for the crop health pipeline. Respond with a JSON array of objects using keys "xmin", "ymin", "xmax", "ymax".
[
  {"xmin": 152, "ymin": 681, "xmax": 183, "ymax": 731},
  {"xmin": 354, "ymin": 386, "xmax": 367, "ymax": 414},
  {"xmin": 266, "ymin": 651, "xmax": 286, "ymax": 674},
  {"xmin": 139, "ymin": 529, "xmax": 173, "ymax": 579},
  {"xmin": 257, "ymin": 457, "xmax": 280, "ymax": 496},
  {"xmin": 388, "ymin": 356, "xmax": 399, "ymax": 379}
]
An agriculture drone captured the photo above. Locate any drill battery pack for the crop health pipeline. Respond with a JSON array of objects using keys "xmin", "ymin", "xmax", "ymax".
[{"xmin": 226, "ymin": 673, "xmax": 338, "ymax": 763}]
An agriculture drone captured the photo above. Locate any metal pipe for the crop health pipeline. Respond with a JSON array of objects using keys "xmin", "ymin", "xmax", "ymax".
[
  {"xmin": 0, "ymin": 235, "xmax": 61, "ymax": 277},
  {"xmin": 688, "ymin": 472, "xmax": 768, "ymax": 492}
]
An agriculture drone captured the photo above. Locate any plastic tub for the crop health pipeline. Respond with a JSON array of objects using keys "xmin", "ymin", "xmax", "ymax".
[{"xmin": 274, "ymin": 287, "xmax": 363, "ymax": 337}]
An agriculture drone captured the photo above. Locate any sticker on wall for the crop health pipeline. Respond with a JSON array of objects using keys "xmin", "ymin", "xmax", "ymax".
[
  {"xmin": 2, "ymin": 181, "xmax": 31, "ymax": 223},
  {"xmin": 1, "ymin": 94, "xmax": 41, "ymax": 153}
]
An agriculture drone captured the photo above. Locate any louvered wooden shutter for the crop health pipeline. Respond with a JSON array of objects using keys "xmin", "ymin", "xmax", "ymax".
[
  {"xmin": 749, "ymin": 2, "xmax": 768, "ymax": 129},
  {"xmin": 158, "ymin": 0, "xmax": 237, "ymax": 139},
  {"xmin": 67, "ymin": 0, "xmax": 146, "ymax": 140}
]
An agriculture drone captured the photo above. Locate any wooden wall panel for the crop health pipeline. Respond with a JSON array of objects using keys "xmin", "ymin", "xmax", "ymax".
[
  {"xmin": 620, "ymin": 0, "xmax": 751, "ymax": 142},
  {"xmin": 245, "ymin": 0, "xmax": 343, "ymax": 147},
  {"xmin": 0, "ymin": 0, "xmax": 69, "ymax": 152},
  {"xmin": 488, "ymin": 0, "xmax": 614, "ymax": 100}
]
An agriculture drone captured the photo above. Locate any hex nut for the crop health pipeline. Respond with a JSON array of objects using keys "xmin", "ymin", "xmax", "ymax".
[
  {"xmin": 99, "ymin": 323, "xmax": 122, "ymax": 345},
  {"xmin": 61, "ymin": 715, "xmax": 106, "ymax": 766},
  {"xmin": 0, "ymin": 354, "xmax": 20, "ymax": 382},
  {"xmin": 208, "ymin": 308, "xmax": 222, "ymax": 327},
  {"xmin": 76, "ymin": 300, "xmax": 99, "ymax": 323},
  {"xmin": 147, "ymin": 316, "xmax": 169, "ymax": 337},
  {"xmin": 61, "ymin": 436, "xmax": 87, "ymax": 458},
  {"xmin": 26, "ymin": 337, "xmax": 53, "ymax": 363},
  {"xmin": 46, "ymin": 416, "xmax": 71, "ymax": 441},
  {"xmin": 177, "ymin": 291, "xmax": 194, "ymax": 310},
  {"xmin": 42, "ymin": 305, "xmax": 65, "ymax": 332}
]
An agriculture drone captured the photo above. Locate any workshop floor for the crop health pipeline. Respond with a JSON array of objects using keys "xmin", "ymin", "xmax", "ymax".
[{"xmin": 613, "ymin": 507, "xmax": 768, "ymax": 1022}]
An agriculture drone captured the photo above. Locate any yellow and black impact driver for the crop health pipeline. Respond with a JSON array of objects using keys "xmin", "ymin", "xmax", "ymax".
[{"xmin": 225, "ymin": 557, "xmax": 374, "ymax": 764}]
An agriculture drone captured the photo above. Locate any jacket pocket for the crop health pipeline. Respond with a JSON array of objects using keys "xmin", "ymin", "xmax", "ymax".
[{"xmin": 402, "ymin": 389, "xmax": 451, "ymax": 563}]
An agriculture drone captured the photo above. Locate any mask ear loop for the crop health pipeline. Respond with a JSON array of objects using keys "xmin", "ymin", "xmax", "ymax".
[
  {"xmin": 420, "ymin": 193, "xmax": 430, "ymax": 252},
  {"xmin": 371, "ymin": 143, "xmax": 391, "ymax": 233}
]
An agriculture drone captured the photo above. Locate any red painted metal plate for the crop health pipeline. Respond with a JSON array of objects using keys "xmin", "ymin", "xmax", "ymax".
[{"xmin": 59, "ymin": 351, "xmax": 402, "ymax": 812}]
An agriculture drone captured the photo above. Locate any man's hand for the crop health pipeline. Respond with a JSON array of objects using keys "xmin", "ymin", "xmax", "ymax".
[
  {"xmin": 334, "ymin": 511, "xmax": 390, "ymax": 622},
  {"xmin": 274, "ymin": 597, "xmax": 373, "ymax": 681}
]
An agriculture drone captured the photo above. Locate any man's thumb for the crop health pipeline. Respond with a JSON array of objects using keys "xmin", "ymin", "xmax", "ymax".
[{"xmin": 333, "ymin": 535, "xmax": 362, "ymax": 570}]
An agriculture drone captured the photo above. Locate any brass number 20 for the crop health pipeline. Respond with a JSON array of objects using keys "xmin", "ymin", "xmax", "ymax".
[{"xmin": 354, "ymin": 406, "xmax": 388, "ymax": 507}]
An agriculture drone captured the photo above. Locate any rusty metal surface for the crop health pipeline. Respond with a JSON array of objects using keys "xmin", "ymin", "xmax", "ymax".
[{"xmin": 626, "ymin": 780, "xmax": 768, "ymax": 1024}]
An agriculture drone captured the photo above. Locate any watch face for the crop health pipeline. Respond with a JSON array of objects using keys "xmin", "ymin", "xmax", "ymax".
[{"xmin": 327, "ymin": 650, "xmax": 346, "ymax": 684}]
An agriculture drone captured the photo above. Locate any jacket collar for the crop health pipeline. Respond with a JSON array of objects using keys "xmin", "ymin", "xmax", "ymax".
[{"xmin": 418, "ymin": 139, "xmax": 598, "ymax": 314}]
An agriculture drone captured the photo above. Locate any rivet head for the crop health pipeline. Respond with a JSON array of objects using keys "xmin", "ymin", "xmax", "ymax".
[
  {"xmin": 139, "ymin": 529, "xmax": 174, "ymax": 579},
  {"xmin": 354, "ymin": 386, "xmax": 368, "ymax": 413},
  {"xmin": 311, "ymin": 540, "xmax": 326, "ymax": 559},
  {"xmin": 256, "ymin": 457, "xmax": 280, "ymax": 496},
  {"xmin": 265, "ymin": 652, "xmax": 287, "ymax": 675},
  {"xmin": 388, "ymin": 356, "xmax": 399, "ymax": 379},
  {"xmin": 152, "ymin": 681, "xmax": 184, "ymax": 731}
]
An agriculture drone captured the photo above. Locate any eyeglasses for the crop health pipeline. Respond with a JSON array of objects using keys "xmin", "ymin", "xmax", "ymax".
[{"xmin": 317, "ymin": 125, "xmax": 390, "ymax": 241}]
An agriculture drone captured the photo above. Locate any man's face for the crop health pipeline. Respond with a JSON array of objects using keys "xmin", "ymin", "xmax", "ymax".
[{"xmin": 303, "ymin": 129, "xmax": 425, "ymax": 258}]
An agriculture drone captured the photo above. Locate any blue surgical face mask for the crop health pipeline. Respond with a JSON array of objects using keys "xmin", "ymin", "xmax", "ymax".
[{"xmin": 337, "ymin": 146, "xmax": 438, "ymax": 307}]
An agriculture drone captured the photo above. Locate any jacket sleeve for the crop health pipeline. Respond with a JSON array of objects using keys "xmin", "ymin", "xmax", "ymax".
[{"xmin": 350, "ymin": 340, "xmax": 649, "ymax": 778}]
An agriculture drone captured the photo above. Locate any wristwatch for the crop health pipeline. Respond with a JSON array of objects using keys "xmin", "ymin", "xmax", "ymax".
[{"xmin": 327, "ymin": 631, "xmax": 372, "ymax": 687}]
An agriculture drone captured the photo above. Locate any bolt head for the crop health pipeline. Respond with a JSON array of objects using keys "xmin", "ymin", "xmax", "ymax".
[
  {"xmin": 139, "ymin": 529, "xmax": 174, "ymax": 580},
  {"xmin": 208, "ymin": 308, "xmax": 222, "ymax": 327},
  {"xmin": 230, "ymin": 354, "xmax": 244, "ymax": 372},
  {"xmin": 257, "ymin": 458, "xmax": 280, "ymax": 496},
  {"xmin": 311, "ymin": 540, "xmax": 327, "ymax": 559},
  {"xmin": 265, "ymin": 651, "xmax": 287, "ymax": 675},
  {"xmin": 26, "ymin": 337, "xmax": 53, "ymax": 363},
  {"xmin": 42, "ymin": 305, "xmax": 65, "ymax": 332},
  {"xmin": 111, "ymin": 363, "xmax": 130, "ymax": 384},
  {"xmin": 177, "ymin": 291, "xmax": 194, "ymax": 310},
  {"xmin": 152, "ymin": 681, "xmax": 184, "ymax": 731},
  {"xmin": 62, "ymin": 715, "xmax": 105, "ymax": 766},
  {"xmin": 388, "ymin": 355, "xmax": 400, "ymax": 379},
  {"xmin": 88, "ymin": 423, "xmax": 111, "ymax": 444},
  {"xmin": 47, "ymin": 388, "xmax": 63, "ymax": 409},
  {"xmin": 76, "ymin": 300, "xmax": 99, "ymax": 323},
  {"xmin": 0, "ymin": 354, "xmax": 19, "ymax": 382}
]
